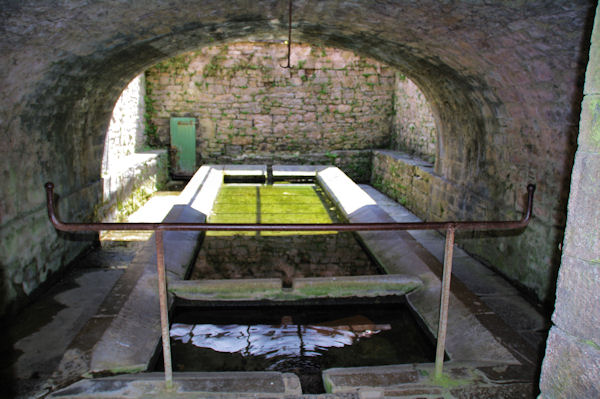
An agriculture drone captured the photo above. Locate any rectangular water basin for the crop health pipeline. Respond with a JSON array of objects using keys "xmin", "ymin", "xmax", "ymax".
[
  {"xmin": 191, "ymin": 180, "xmax": 381, "ymax": 280},
  {"xmin": 160, "ymin": 299, "xmax": 436, "ymax": 394}
]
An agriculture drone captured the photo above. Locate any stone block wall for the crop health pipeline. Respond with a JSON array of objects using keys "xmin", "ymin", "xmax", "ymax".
[
  {"xmin": 1, "ymin": 0, "xmax": 593, "ymax": 318},
  {"xmin": 144, "ymin": 42, "xmax": 396, "ymax": 179},
  {"xmin": 371, "ymin": 149, "xmax": 561, "ymax": 303},
  {"xmin": 102, "ymin": 75, "xmax": 146, "ymax": 166},
  {"xmin": 539, "ymin": 4, "xmax": 600, "ymax": 397},
  {"xmin": 371, "ymin": 150, "xmax": 440, "ymax": 219},
  {"xmin": 392, "ymin": 74, "xmax": 437, "ymax": 162},
  {"xmin": 100, "ymin": 74, "xmax": 168, "ymax": 222},
  {"xmin": 192, "ymin": 233, "xmax": 380, "ymax": 280}
]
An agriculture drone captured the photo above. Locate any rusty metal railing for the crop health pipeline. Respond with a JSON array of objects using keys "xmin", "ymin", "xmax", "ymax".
[{"xmin": 45, "ymin": 182, "xmax": 535, "ymax": 386}]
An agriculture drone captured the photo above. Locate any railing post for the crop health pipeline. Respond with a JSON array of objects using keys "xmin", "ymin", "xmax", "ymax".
[
  {"xmin": 434, "ymin": 224, "xmax": 455, "ymax": 380},
  {"xmin": 155, "ymin": 230, "xmax": 173, "ymax": 389}
]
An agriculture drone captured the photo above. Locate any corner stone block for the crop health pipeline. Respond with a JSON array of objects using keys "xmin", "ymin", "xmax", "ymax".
[
  {"xmin": 562, "ymin": 153, "xmax": 600, "ymax": 260},
  {"xmin": 578, "ymin": 95, "xmax": 600, "ymax": 153},
  {"xmin": 539, "ymin": 327, "xmax": 600, "ymax": 399},
  {"xmin": 552, "ymin": 255, "xmax": 600, "ymax": 344},
  {"xmin": 585, "ymin": 4, "xmax": 600, "ymax": 95}
]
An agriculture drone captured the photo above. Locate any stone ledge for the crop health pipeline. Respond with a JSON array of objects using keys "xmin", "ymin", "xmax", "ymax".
[
  {"xmin": 89, "ymin": 166, "xmax": 219, "ymax": 375},
  {"xmin": 170, "ymin": 274, "xmax": 422, "ymax": 301},
  {"xmin": 372, "ymin": 149, "xmax": 434, "ymax": 172},
  {"xmin": 48, "ymin": 372, "xmax": 302, "ymax": 398},
  {"xmin": 323, "ymin": 362, "xmax": 535, "ymax": 397},
  {"xmin": 317, "ymin": 166, "xmax": 519, "ymax": 365}
]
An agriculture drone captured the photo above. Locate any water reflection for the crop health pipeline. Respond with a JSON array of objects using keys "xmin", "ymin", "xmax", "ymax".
[{"xmin": 170, "ymin": 316, "xmax": 391, "ymax": 359}]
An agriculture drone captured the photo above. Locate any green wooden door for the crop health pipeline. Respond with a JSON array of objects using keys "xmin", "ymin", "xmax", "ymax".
[{"xmin": 170, "ymin": 117, "xmax": 196, "ymax": 175}]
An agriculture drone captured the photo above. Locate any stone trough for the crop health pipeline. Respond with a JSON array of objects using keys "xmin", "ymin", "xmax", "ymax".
[{"xmin": 49, "ymin": 165, "xmax": 538, "ymax": 398}]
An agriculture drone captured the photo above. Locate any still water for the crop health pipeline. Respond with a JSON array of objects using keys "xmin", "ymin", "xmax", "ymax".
[{"xmin": 166, "ymin": 302, "xmax": 435, "ymax": 393}]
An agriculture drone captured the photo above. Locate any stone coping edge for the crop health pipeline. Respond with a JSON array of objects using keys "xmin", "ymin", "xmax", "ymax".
[
  {"xmin": 89, "ymin": 166, "xmax": 222, "ymax": 374},
  {"xmin": 170, "ymin": 274, "xmax": 422, "ymax": 301},
  {"xmin": 316, "ymin": 166, "xmax": 520, "ymax": 365},
  {"xmin": 49, "ymin": 371, "xmax": 302, "ymax": 398}
]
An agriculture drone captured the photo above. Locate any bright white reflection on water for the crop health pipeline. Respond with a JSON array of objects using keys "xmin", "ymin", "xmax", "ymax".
[{"xmin": 170, "ymin": 320, "xmax": 390, "ymax": 358}]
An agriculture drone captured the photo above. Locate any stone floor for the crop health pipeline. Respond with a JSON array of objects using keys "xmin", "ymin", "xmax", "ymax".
[{"xmin": 0, "ymin": 183, "xmax": 548, "ymax": 398}]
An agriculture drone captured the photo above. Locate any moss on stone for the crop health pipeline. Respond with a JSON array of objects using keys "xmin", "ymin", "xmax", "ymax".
[
  {"xmin": 583, "ymin": 339, "xmax": 600, "ymax": 351},
  {"xmin": 295, "ymin": 281, "xmax": 420, "ymax": 297},
  {"xmin": 429, "ymin": 372, "xmax": 471, "ymax": 388}
]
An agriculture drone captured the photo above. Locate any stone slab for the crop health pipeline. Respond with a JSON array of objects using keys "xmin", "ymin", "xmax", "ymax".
[
  {"xmin": 90, "ymin": 272, "xmax": 164, "ymax": 374},
  {"xmin": 292, "ymin": 274, "xmax": 422, "ymax": 298},
  {"xmin": 2, "ymin": 269, "xmax": 122, "ymax": 397},
  {"xmin": 189, "ymin": 167, "xmax": 223, "ymax": 216},
  {"xmin": 171, "ymin": 274, "xmax": 422, "ymax": 301},
  {"xmin": 317, "ymin": 172, "xmax": 519, "ymax": 364},
  {"xmin": 317, "ymin": 166, "xmax": 377, "ymax": 215},
  {"xmin": 89, "ymin": 167, "xmax": 217, "ymax": 375},
  {"xmin": 170, "ymin": 278, "xmax": 282, "ymax": 301},
  {"xmin": 539, "ymin": 327, "xmax": 600, "ymax": 399},
  {"xmin": 272, "ymin": 164, "xmax": 328, "ymax": 177},
  {"xmin": 562, "ymin": 153, "xmax": 600, "ymax": 260},
  {"xmin": 372, "ymin": 150, "xmax": 434, "ymax": 171},
  {"xmin": 480, "ymin": 295, "xmax": 547, "ymax": 332},
  {"xmin": 552, "ymin": 255, "xmax": 600, "ymax": 344},
  {"xmin": 219, "ymin": 164, "xmax": 267, "ymax": 176},
  {"xmin": 578, "ymin": 95, "xmax": 600, "ymax": 153},
  {"xmin": 323, "ymin": 362, "xmax": 534, "ymax": 397},
  {"xmin": 49, "ymin": 372, "xmax": 302, "ymax": 398}
]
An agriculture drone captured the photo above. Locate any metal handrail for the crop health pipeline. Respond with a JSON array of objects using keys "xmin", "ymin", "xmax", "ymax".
[{"xmin": 44, "ymin": 182, "xmax": 535, "ymax": 387}]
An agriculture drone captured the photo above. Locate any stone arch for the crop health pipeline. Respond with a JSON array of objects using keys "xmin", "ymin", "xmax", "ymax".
[{"xmin": 1, "ymin": 0, "xmax": 594, "ymax": 313}]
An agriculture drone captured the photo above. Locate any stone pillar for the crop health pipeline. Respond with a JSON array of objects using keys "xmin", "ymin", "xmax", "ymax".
[{"xmin": 538, "ymin": 4, "xmax": 600, "ymax": 398}]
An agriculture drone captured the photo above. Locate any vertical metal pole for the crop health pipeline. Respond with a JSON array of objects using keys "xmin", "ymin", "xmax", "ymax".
[
  {"xmin": 155, "ymin": 230, "xmax": 173, "ymax": 389},
  {"xmin": 434, "ymin": 224, "xmax": 455, "ymax": 380}
]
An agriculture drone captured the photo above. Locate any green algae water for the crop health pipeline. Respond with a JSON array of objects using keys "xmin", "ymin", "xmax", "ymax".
[
  {"xmin": 191, "ymin": 182, "xmax": 381, "ymax": 279},
  {"xmin": 207, "ymin": 183, "xmax": 339, "ymax": 236}
]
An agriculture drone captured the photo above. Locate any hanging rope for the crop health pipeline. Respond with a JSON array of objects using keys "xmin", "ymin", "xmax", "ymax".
[{"xmin": 281, "ymin": 0, "xmax": 292, "ymax": 69}]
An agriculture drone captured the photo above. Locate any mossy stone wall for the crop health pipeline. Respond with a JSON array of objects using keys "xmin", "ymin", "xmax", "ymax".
[
  {"xmin": 539, "ymin": 4, "xmax": 600, "ymax": 397},
  {"xmin": 145, "ymin": 42, "xmax": 396, "ymax": 180}
]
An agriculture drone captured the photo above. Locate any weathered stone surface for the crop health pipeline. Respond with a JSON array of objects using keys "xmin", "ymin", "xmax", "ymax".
[
  {"xmin": 578, "ymin": 96, "xmax": 600, "ymax": 153},
  {"xmin": 171, "ymin": 274, "xmax": 421, "ymax": 301},
  {"xmin": 392, "ymin": 74, "xmax": 437, "ymax": 161},
  {"xmin": 552, "ymin": 256, "xmax": 600, "ymax": 344},
  {"xmin": 0, "ymin": 0, "xmax": 594, "ymax": 320},
  {"xmin": 90, "ymin": 167, "xmax": 213, "ymax": 374},
  {"xmin": 146, "ymin": 43, "xmax": 395, "ymax": 161},
  {"xmin": 585, "ymin": 8, "xmax": 600, "ymax": 96},
  {"xmin": 539, "ymin": 327, "xmax": 600, "ymax": 399},
  {"xmin": 318, "ymin": 167, "xmax": 518, "ymax": 364},
  {"xmin": 561, "ymin": 153, "xmax": 600, "ymax": 261},
  {"xmin": 371, "ymin": 149, "xmax": 562, "ymax": 303},
  {"xmin": 538, "ymin": 5, "xmax": 600, "ymax": 397},
  {"xmin": 49, "ymin": 371, "xmax": 302, "ymax": 398},
  {"xmin": 325, "ymin": 363, "xmax": 535, "ymax": 398}
]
